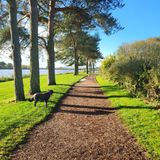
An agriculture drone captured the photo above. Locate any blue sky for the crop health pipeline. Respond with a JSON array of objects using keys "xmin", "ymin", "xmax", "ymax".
[{"xmin": 98, "ymin": 0, "xmax": 160, "ymax": 57}]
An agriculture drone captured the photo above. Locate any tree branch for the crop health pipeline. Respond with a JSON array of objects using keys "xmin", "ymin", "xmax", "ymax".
[
  {"xmin": 38, "ymin": 36, "xmax": 47, "ymax": 49},
  {"xmin": 18, "ymin": 11, "xmax": 48, "ymax": 24},
  {"xmin": 17, "ymin": 14, "xmax": 29, "ymax": 24},
  {"xmin": 0, "ymin": 12, "xmax": 8, "ymax": 20},
  {"xmin": 55, "ymin": 6, "xmax": 86, "ymax": 13},
  {"xmin": 37, "ymin": 2, "xmax": 49, "ymax": 14}
]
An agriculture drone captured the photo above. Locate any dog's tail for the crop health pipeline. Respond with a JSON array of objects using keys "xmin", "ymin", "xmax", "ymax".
[{"xmin": 26, "ymin": 97, "xmax": 34, "ymax": 102}]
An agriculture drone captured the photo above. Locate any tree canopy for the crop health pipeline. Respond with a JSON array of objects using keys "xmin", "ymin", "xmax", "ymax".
[{"xmin": 0, "ymin": 0, "xmax": 124, "ymax": 100}]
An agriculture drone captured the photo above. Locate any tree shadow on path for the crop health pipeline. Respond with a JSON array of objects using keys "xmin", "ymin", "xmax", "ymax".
[
  {"xmin": 60, "ymin": 109, "xmax": 113, "ymax": 116},
  {"xmin": 61, "ymin": 104, "xmax": 117, "ymax": 111}
]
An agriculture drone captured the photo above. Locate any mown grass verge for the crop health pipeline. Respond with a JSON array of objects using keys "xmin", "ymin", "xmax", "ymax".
[
  {"xmin": 96, "ymin": 75, "xmax": 160, "ymax": 160},
  {"xmin": 0, "ymin": 73, "xmax": 86, "ymax": 159}
]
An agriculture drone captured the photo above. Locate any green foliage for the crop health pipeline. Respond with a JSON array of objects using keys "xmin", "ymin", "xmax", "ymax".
[
  {"xmin": 100, "ymin": 55, "xmax": 116, "ymax": 78},
  {"xmin": 0, "ymin": 61, "xmax": 12, "ymax": 69},
  {"xmin": 54, "ymin": 0, "xmax": 123, "ymax": 69},
  {"xmin": 97, "ymin": 76, "xmax": 160, "ymax": 160},
  {"xmin": 0, "ymin": 27, "xmax": 10, "ymax": 48},
  {"xmin": 101, "ymin": 38, "xmax": 160, "ymax": 105},
  {"xmin": 0, "ymin": 73, "xmax": 86, "ymax": 159},
  {"xmin": 53, "ymin": 0, "xmax": 124, "ymax": 34},
  {"xmin": 0, "ymin": 26, "xmax": 29, "ymax": 50},
  {"xmin": 56, "ymin": 29, "xmax": 102, "ymax": 66}
]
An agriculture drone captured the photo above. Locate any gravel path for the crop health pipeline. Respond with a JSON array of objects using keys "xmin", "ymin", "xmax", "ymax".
[{"xmin": 11, "ymin": 76, "xmax": 147, "ymax": 160}]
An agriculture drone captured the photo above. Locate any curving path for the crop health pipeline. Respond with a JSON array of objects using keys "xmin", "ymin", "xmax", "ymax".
[{"xmin": 11, "ymin": 76, "xmax": 147, "ymax": 160}]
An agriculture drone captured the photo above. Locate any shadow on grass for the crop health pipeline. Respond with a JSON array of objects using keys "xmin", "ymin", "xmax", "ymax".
[
  {"xmin": 53, "ymin": 91, "xmax": 65, "ymax": 95},
  {"xmin": 100, "ymin": 84, "xmax": 125, "ymax": 90},
  {"xmin": 106, "ymin": 95, "xmax": 130, "ymax": 98},
  {"xmin": 117, "ymin": 105, "xmax": 154, "ymax": 110}
]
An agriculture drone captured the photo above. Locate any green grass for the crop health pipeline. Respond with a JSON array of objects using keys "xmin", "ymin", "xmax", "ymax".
[
  {"xmin": 96, "ymin": 76, "xmax": 160, "ymax": 160},
  {"xmin": 0, "ymin": 73, "xmax": 86, "ymax": 159}
]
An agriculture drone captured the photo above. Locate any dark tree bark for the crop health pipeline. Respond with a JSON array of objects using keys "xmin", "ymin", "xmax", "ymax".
[
  {"xmin": 86, "ymin": 58, "xmax": 89, "ymax": 74},
  {"xmin": 92, "ymin": 63, "xmax": 95, "ymax": 73},
  {"xmin": 29, "ymin": 0, "xmax": 40, "ymax": 94},
  {"xmin": 69, "ymin": 29, "xmax": 79, "ymax": 76},
  {"xmin": 89, "ymin": 61, "xmax": 92, "ymax": 73},
  {"xmin": 47, "ymin": 0, "xmax": 56, "ymax": 85},
  {"xmin": 8, "ymin": 0, "xmax": 25, "ymax": 101},
  {"xmin": 74, "ymin": 47, "xmax": 79, "ymax": 75}
]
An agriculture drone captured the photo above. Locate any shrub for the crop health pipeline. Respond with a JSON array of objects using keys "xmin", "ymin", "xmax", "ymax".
[{"xmin": 101, "ymin": 37, "xmax": 160, "ymax": 105}]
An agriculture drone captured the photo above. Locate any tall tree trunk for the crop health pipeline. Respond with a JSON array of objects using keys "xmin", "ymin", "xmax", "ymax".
[
  {"xmin": 89, "ymin": 61, "xmax": 92, "ymax": 73},
  {"xmin": 74, "ymin": 47, "xmax": 79, "ymax": 75},
  {"xmin": 29, "ymin": 0, "xmax": 40, "ymax": 94},
  {"xmin": 8, "ymin": 0, "xmax": 25, "ymax": 101},
  {"xmin": 93, "ymin": 63, "xmax": 95, "ymax": 73},
  {"xmin": 86, "ymin": 58, "xmax": 89, "ymax": 74},
  {"xmin": 47, "ymin": 0, "xmax": 56, "ymax": 85}
]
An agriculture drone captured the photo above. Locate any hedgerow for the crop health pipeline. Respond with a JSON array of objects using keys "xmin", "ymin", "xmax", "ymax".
[{"xmin": 101, "ymin": 37, "xmax": 160, "ymax": 106}]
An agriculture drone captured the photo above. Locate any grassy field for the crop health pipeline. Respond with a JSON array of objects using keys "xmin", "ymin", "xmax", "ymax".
[
  {"xmin": 0, "ymin": 73, "xmax": 85, "ymax": 159},
  {"xmin": 96, "ymin": 76, "xmax": 160, "ymax": 160}
]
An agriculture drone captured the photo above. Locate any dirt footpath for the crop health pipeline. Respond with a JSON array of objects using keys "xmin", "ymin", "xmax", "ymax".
[{"xmin": 11, "ymin": 76, "xmax": 147, "ymax": 160}]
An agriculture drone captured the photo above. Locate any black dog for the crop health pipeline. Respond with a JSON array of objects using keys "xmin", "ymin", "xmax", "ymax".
[{"xmin": 28, "ymin": 90, "xmax": 53, "ymax": 107}]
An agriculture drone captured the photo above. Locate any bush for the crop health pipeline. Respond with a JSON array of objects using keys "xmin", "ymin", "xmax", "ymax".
[{"xmin": 101, "ymin": 37, "xmax": 160, "ymax": 105}]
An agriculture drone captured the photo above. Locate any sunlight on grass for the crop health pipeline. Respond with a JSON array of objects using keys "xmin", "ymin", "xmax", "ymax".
[
  {"xmin": 96, "ymin": 76, "xmax": 160, "ymax": 160},
  {"xmin": 0, "ymin": 73, "xmax": 86, "ymax": 159}
]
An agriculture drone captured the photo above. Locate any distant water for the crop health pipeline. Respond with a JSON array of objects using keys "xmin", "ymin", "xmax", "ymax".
[{"xmin": 0, "ymin": 69, "xmax": 74, "ymax": 77}]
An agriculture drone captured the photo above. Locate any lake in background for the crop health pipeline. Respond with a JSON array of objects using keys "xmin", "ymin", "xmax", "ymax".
[{"xmin": 0, "ymin": 69, "xmax": 74, "ymax": 77}]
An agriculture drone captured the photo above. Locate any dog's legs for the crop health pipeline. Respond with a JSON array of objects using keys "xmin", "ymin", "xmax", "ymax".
[
  {"xmin": 44, "ymin": 100, "xmax": 47, "ymax": 107},
  {"xmin": 34, "ymin": 101, "xmax": 37, "ymax": 107}
]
